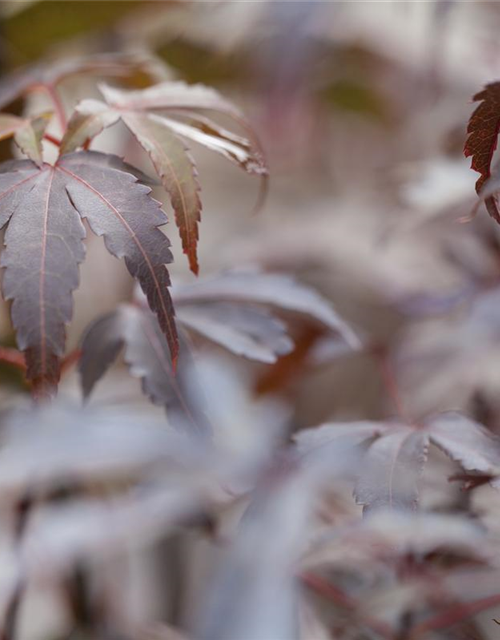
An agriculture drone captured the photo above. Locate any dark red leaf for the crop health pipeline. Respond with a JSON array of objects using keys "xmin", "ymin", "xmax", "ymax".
[
  {"xmin": 79, "ymin": 304, "xmax": 210, "ymax": 436},
  {"xmin": 0, "ymin": 151, "xmax": 177, "ymax": 394},
  {"xmin": 465, "ymin": 82, "xmax": 500, "ymax": 222}
]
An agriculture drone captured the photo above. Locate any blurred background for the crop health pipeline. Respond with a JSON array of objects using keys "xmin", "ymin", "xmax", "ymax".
[{"xmin": 2, "ymin": 1, "xmax": 500, "ymax": 637}]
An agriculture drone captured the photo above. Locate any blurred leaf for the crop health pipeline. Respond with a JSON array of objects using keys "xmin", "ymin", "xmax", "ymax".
[
  {"xmin": 80, "ymin": 303, "xmax": 211, "ymax": 436},
  {"xmin": 354, "ymin": 428, "xmax": 429, "ymax": 514},
  {"xmin": 157, "ymin": 38, "xmax": 244, "ymax": 85},
  {"xmin": 302, "ymin": 510, "xmax": 488, "ymax": 571},
  {"xmin": 295, "ymin": 411, "xmax": 500, "ymax": 511},
  {"xmin": 0, "ymin": 111, "xmax": 51, "ymax": 165},
  {"xmin": 321, "ymin": 79, "xmax": 387, "ymax": 121},
  {"xmin": 177, "ymin": 302, "xmax": 293, "ymax": 364},
  {"xmin": 295, "ymin": 420, "xmax": 388, "ymax": 459},
  {"xmin": 196, "ymin": 463, "xmax": 312, "ymax": 640},
  {"xmin": 0, "ymin": 52, "xmax": 161, "ymax": 111},
  {"xmin": 427, "ymin": 412, "xmax": 500, "ymax": 478},
  {"xmin": 0, "ymin": 402, "xmax": 193, "ymax": 497},
  {"xmin": 4, "ymin": 1, "xmax": 142, "ymax": 62},
  {"xmin": 173, "ymin": 268, "xmax": 361, "ymax": 350}
]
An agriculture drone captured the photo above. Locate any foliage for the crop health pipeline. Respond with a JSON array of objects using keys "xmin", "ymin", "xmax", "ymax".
[{"xmin": 3, "ymin": 4, "xmax": 500, "ymax": 640}]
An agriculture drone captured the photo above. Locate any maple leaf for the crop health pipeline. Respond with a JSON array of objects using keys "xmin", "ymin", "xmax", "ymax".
[
  {"xmin": 0, "ymin": 112, "xmax": 51, "ymax": 166},
  {"xmin": 0, "ymin": 151, "xmax": 177, "ymax": 396},
  {"xmin": 79, "ymin": 269, "xmax": 359, "ymax": 429},
  {"xmin": 354, "ymin": 428, "xmax": 429, "ymax": 513},
  {"xmin": 294, "ymin": 412, "xmax": 500, "ymax": 512},
  {"xmin": 0, "ymin": 52, "xmax": 160, "ymax": 111},
  {"xmin": 176, "ymin": 302, "xmax": 293, "ymax": 364},
  {"xmin": 301, "ymin": 510, "xmax": 487, "ymax": 571},
  {"xmin": 79, "ymin": 304, "xmax": 210, "ymax": 436},
  {"xmin": 172, "ymin": 267, "xmax": 361, "ymax": 351},
  {"xmin": 465, "ymin": 82, "xmax": 500, "ymax": 222},
  {"xmin": 60, "ymin": 82, "xmax": 268, "ymax": 274}
]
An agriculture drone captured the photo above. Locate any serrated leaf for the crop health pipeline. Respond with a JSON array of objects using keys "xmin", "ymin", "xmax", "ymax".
[
  {"xmin": 60, "ymin": 152, "xmax": 178, "ymax": 366},
  {"xmin": 0, "ymin": 162, "xmax": 86, "ymax": 394},
  {"xmin": 427, "ymin": 411, "xmax": 500, "ymax": 476},
  {"xmin": 465, "ymin": 82, "xmax": 500, "ymax": 222},
  {"xmin": 62, "ymin": 82, "xmax": 267, "ymax": 274},
  {"xmin": 120, "ymin": 305, "xmax": 211, "ymax": 435},
  {"xmin": 177, "ymin": 302, "xmax": 293, "ymax": 363},
  {"xmin": 59, "ymin": 99, "xmax": 120, "ymax": 155},
  {"xmin": 0, "ymin": 402, "xmax": 187, "ymax": 495},
  {"xmin": 99, "ymin": 81, "xmax": 243, "ymax": 118},
  {"xmin": 0, "ymin": 112, "xmax": 51, "ymax": 165},
  {"xmin": 173, "ymin": 268, "xmax": 361, "ymax": 349},
  {"xmin": 0, "ymin": 151, "xmax": 177, "ymax": 394},
  {"xmin": 79, "ymin": 304, "xmax": 210, "ymax": 435},
  {"xmin": 153, "ymin": 113, "xmax": 267, "ymax": 175},
  {"xmin": 354, "ymin": 428, "xmax": 429, "ymax": 513},
  {"xmin": 121, "ymin": 112, "xmax": 203, "ymax": 274},
  {"xmin": 61, "ymin": 148, "xmax": 159, "ymax": 185}
]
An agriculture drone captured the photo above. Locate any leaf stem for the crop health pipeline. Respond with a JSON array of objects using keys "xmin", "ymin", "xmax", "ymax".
[
  {"xmin": 301, "ymin": 572, "xmax": 394, "ymax": 640},
  {"xmin": 43, "ymin": 133, "xmax": 61, "ymax": 148},
  {"xmin": 0, "ymin": 347, "xmax": 25, "ymax": 371},
  {"xmin": 46, "ymin": 84, "xmax": 67, "ymax": 132},
  {"xmin": 61, "ymin": 348, "xmax": 81, "ymax": 373},
  {"xmin": 1, "ymin": 491, "xmax": 33, "ymax": 640},
  {"xmin": 370, "ymin": 344, "xmax": 410, "ymax": 424},
  {"xmin": 410, "ymin": 594, "xmax": 500, "ymax": 636}
]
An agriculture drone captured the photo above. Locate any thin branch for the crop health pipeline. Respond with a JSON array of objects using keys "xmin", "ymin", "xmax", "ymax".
[
  {"xmin": 301, "ymin": 572, "xmax": 395, "ymax": 640},
  {"xmin": 370, "ymin": 344, "xmax": 410, "ymax": 424},
  {"xmin": 61, "ymin": 348, "xmax": 81, "ymax": 374},
  {"xmin": 45, "ymin": 84, "xmax": 67, "ymax": 132},
  {"xmin": 411, "ymin": 594, "xmax": 500, "ymax": 637},
  {"xmin": 43, "ymin": 133, "xmax": 61, "ymax": 148},
  {"xmin": 0, "ymin": 347, "xmax": 25, "ymax": 371}
]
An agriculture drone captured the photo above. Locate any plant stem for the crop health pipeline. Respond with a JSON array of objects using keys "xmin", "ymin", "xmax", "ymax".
[
  {"xmin": 301, "ymin": 572, "xmax": 394, "ymax": 640},
  {"xmin": 410, "ymin": 594, "xmax": 500, "ymax": 637},
  {"xmin": 61, "ymin": 348, "xmax": 81, "ymax": 373},
  {"xmin": 46, "ymin": 84, "xmax": 67, "ymax": 132},
  {"xmin": 0, "ymin": 347, "xmax": 25, "ymax": 371},
  {"xmin": 43, "ymin": 133, "xmax": 61, "ymax": 148},
  {"xmin": 370, "ymin": 344, "xmax": 410, "ymax": 423}
]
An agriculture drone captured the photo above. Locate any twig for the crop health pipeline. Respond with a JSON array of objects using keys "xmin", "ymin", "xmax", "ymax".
[
  {"xmin": 0, "ymin": 347, "xmax": 25, "ymax": 370},
  {"xmin": 301, "ymin": 572, "xmax": 394, "ymax": 640},
  {"xmin": 43, "ymin": 133, "xmax": 61, "ymax": 148},
  {"xmin": 1, "ymin": 492, "xmax": 34, "ymax": 640},
  {"xmin": 45, "ymin": 84, "xmax": 67, "ymax": 132},
  {"xmin": 61, "ymin": 348, "xmax": 81, "ymax": 374},
  {"xmin": 370, "ymin": 344, "xmax": 410, "ymax": 424},
  {"xmin": 411, "ymin": 594, "xmax": 500, "ymax": 637}
]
